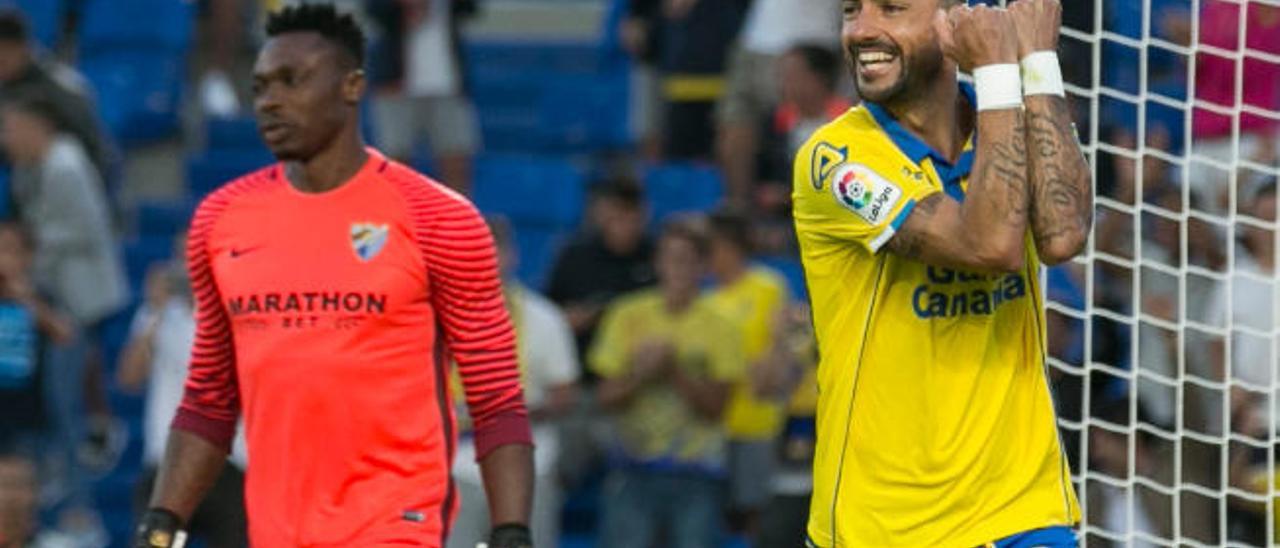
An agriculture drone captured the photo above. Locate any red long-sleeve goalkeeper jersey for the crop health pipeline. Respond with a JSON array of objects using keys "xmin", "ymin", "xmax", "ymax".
[{"xmin": 172, "ymin": 148, "xmax": 531, "ymax": 547}]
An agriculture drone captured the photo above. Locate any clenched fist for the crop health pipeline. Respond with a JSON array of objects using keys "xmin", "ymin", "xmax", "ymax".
[
  {"xmin": 1009, "ymin": 0, "xmax": 1062, "ymax": 58},
  {"xmin": 933, "ymin": 4, "xmax": 1019, "ymax": 73}
]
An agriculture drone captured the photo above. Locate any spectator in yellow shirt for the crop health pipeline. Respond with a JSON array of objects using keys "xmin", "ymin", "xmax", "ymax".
[
  {"xmin": 591, "ymin": 215, "xmax": 744, "ymax": 548},
  {"xmin": 702, "ymin": 210, "xmax": 791, "ymax": 535}
]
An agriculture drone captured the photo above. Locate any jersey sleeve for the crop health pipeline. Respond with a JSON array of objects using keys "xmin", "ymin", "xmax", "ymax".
[
  {"xmin": 171, "ymin": 195, "xmax": 241, "ymax": 452},
  {"xmin": 792, "ymin": 136, "xmax": 938, "ymax": 253},
  {"xmin": 425, "ymin": 200, "xmax": 532, "ymax": 459}
]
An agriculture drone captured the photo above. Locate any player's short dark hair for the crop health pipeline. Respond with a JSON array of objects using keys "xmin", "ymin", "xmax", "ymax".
[
  {"xmin": 660, "ymin": 214, "xmax": 711, "ymax": 258},
  {"xmin": 789, "ymin": 44, "xmax": 841, "ymax": 91},
  {"xmin": 0, "ymin": 9, "xmax": 29, "ymax": 45},
  {"xmin": 265, "ymin": 3, "xmax": 365, "ymax": 68},
  {"xmin": 708, "ymin": 210, "xmax": 753, "ymax": 255},
  {"xmin": 590, "ymin": 176, "xmax": 646, "ymax": 210}
]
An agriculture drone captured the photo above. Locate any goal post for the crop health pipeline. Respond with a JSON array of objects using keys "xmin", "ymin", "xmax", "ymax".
[{"xmin": 1038, "ymin": 0, "xmax": 1280, "ymax": 545}]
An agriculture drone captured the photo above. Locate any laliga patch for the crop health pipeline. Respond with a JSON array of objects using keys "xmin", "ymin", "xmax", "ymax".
[
  {"xmin": 809, "ymin": 142, "xmax": 848, "ymax": 190},
  {"xmin": 832, "ymin": 163, "xmax": 902, "ymax": 225}
]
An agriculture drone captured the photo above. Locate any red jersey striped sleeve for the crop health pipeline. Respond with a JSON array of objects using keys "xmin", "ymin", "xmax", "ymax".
[
  {"xmin": 424, "ymin": 197, "xmax": 531, "ymax": 459},
  {"xmin": 171, "ymin": 192, "xmax": 241, "ymax": 451}
]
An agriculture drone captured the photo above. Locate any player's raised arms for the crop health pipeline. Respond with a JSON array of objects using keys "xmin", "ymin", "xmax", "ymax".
[
  {"xmin": 881, "ymin": 6, "xmax": 1031, "ymax": 273},
  {"xmin": 1012, "ymin": 0, "xmax": 1092, "ymax": 265}
]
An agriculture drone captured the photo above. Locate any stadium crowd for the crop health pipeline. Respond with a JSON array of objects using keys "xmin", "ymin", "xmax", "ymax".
[{"xmin": 0, "ymin": 0, "xmax": 1274, "ymax": 547}]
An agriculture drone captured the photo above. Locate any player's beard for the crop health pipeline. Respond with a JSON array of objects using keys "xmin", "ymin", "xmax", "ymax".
[{"xmin": 849, "ymin": 40, "xmax": 946, "ymax": 109}]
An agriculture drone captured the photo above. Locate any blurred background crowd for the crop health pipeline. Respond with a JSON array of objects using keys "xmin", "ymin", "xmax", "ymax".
[{"xmin": 0, "ymin": 0, "xmax": 1274, "ymax": 547}]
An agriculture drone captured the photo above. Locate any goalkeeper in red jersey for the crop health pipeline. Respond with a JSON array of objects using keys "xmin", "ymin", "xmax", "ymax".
[{"xmin": 133, "ymin": 4, "xmax": 534, "ymax": 547}]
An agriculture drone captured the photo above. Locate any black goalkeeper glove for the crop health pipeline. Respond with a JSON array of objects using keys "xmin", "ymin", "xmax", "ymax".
[
  {"xmin": 479, "ymin": 523, "xmax": 533, "ymax": 548},
  {"xmin": 133, "ymin": 508, "xmax": 188, "ymax": 548}
]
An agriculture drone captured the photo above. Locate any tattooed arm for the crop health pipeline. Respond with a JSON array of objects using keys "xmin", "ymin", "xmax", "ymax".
[
  {"xmin": 883, "ymin": 5, "xmax": 1031, "ymax": 273},
  {"xmin": 886, "ymin": 110, "xmax": 1030, "ymax": 272},
  {"xmin": 1024, "ymin": 97, "xmax": 1092, "ymax": 264},
  {"xmin": 1013, "ymin": 0, "xmax": 1093, "ymax": 264}
]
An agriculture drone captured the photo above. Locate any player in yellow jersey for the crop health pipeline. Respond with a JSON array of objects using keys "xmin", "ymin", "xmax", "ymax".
[{"xmin": 793, "ymin": 0, "xmax": 1093, "ymax": 546}]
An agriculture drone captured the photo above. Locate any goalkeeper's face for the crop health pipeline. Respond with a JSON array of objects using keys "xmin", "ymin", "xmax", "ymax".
[
  {"xmin": 252, "ymin": 33, "xmax": 365, "ymax": 162},
  {"xmin": 841, "ymin": 0, "xmax": 947, "ymax": 105}
]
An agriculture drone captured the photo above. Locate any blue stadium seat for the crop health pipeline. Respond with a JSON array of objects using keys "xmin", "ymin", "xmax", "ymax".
[
  {"xmin": 0, "ymin": 0, "xmax": 63, "ymax": 48},
  {"xmin": 557, "ymin": 534, "xmax": 595, "ymax": 548},
  {"xmin": 77, "ymin": 0, "xmax": 194, "ymax": 50},
  {"xmin": 477, "ymin": 108, "xmax": 544, "ymax": 154},
  {"xmin": 80, "ymin": 49, "xmax": 185, "ymax": 145},
  {"xmin": 473, "ymin": 154, "xmax": 587, "ymax": 227},
  {"xmin": 469, "ymin": 66, "xmax": 548, "ymax": 102},
  {"xmin": 512, "ymin": 224, "xmax": 571, "ymax": 292},
  {"xmin": 122, "ymin": 234, "xmax": 174, "ymax": 293},
  {"xmin": 0, "ymin": 167, "xmax": 10, "ymax": 220},
  {"xmin": 469, "ymin": 69, "xmax": 547, "ymax": 153},
  {"xmin": 135, "ymin": 200, "xmax": 195, "ymax": 238},
  {"xmin": 642, "ymin": 163, "xmax": 724, "ymax": 226},
  {"xmin": 464, "ymin": 40, "xmax": 603, "ymax": 74},
  {"xmin": 186, "ymin": 149, "xmax": 275, "ymax": 200},
  {"xmin": 598, "ymin": 0, "xmax": 631, "ymax": 62},
  {"xmin": 538, "ymin": 69, "xmax": 632, "ymax": 152},
  {"xmin": 206, "ymin": 116, "xmax": 267, "ymax": 152}
]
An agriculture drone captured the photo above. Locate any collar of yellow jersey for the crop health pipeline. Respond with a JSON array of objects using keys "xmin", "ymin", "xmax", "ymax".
[{"xmin": 864, "ymin": 83, "xmax": 977, "ymax": 201}]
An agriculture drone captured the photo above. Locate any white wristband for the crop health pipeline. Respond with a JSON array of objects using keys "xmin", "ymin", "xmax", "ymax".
[
  {"xmin": 1021, "ymin": 51, "xmax": 1066, "ymax": 97},
  {"xmin": 972, "ymin": 63, "xmax": 1023, "ymax": 111}
]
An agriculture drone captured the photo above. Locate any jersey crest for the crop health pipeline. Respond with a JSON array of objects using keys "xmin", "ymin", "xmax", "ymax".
[
  {"xmin": 809, "ymin": 142, "xmax": 848, "ymax": 190},
  {"xmin": 350, "ymin": 222, "xmax": 389, "ymax": 262}
]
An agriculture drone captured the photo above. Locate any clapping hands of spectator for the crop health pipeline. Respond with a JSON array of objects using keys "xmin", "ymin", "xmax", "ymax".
[
  {"xmin": 752, "ymin": 304, "xmax": 813, "ymax": 400},
  {"xmin": 632, "ymin": 338, "xmax": 676, "ymax": 382}
]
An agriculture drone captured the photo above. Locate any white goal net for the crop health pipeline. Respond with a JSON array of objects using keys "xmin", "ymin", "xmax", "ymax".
[{"xmin": 1039, "ymin": 0, "xmax": 1280, "ymax": 545}]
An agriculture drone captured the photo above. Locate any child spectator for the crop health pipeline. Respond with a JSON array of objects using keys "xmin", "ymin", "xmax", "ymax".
[
  {"xmin": 591, "ymin": 215, "xmax": 744, "ymax": 548},
  {"xmin": 703, "ymin": 210, "xmax": 790, "ymax": 536},
  {"xmin": 0, "ymin": 222, "xmax": 72, "ymax": 450}
]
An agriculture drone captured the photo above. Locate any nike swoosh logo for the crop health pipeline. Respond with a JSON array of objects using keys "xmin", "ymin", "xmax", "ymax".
[{"xmin": 229, "ymin": 247, "xmax": 263, "ymax": 258}]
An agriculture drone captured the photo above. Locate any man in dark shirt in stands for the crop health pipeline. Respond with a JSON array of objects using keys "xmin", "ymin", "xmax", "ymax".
[
  {"xmin": 547, "ymin": 177, "xmax": 656, "ymax": 372},
  {"xmin": 0, "ymin": 10, "xmax": 114, "ymax": 181}
]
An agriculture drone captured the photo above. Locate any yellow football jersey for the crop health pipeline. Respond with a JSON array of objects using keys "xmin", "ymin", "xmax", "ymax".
[
  {"xmin": 793, "ymin": 89, "xmax": 1080, "ymax": 547},
  {"xmin": 706, "ymin": 267, "xmax": 790, "ymax": 440}
]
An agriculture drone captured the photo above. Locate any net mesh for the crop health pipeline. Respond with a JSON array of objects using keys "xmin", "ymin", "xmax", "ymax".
[{"xmin": 1031, "ymin": 0, "xmax": 1280, "ymax": 545}]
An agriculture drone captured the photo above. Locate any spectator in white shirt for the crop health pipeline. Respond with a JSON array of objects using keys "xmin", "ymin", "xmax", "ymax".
[
  {"xmin": 448, "ymin": 217, "xmax": 579, "ymax": 548},
  {"xmin": 116, "ymin": 234, "xmax": 249, "ymax": 548}
]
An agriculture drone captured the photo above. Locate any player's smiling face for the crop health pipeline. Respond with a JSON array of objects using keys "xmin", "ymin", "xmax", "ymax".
[
  {"xmin": 252, "ymin": 33, "xmax": 363, "ymax": 161},
  {"xmin": 842, "ymin": 0, "xmax": 946, "ymax": 105}
]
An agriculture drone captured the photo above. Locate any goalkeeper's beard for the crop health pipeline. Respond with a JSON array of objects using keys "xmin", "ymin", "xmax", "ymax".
[{"xmin": 848, "ymin": 42, "xmax": 946, "ymax": 109}]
